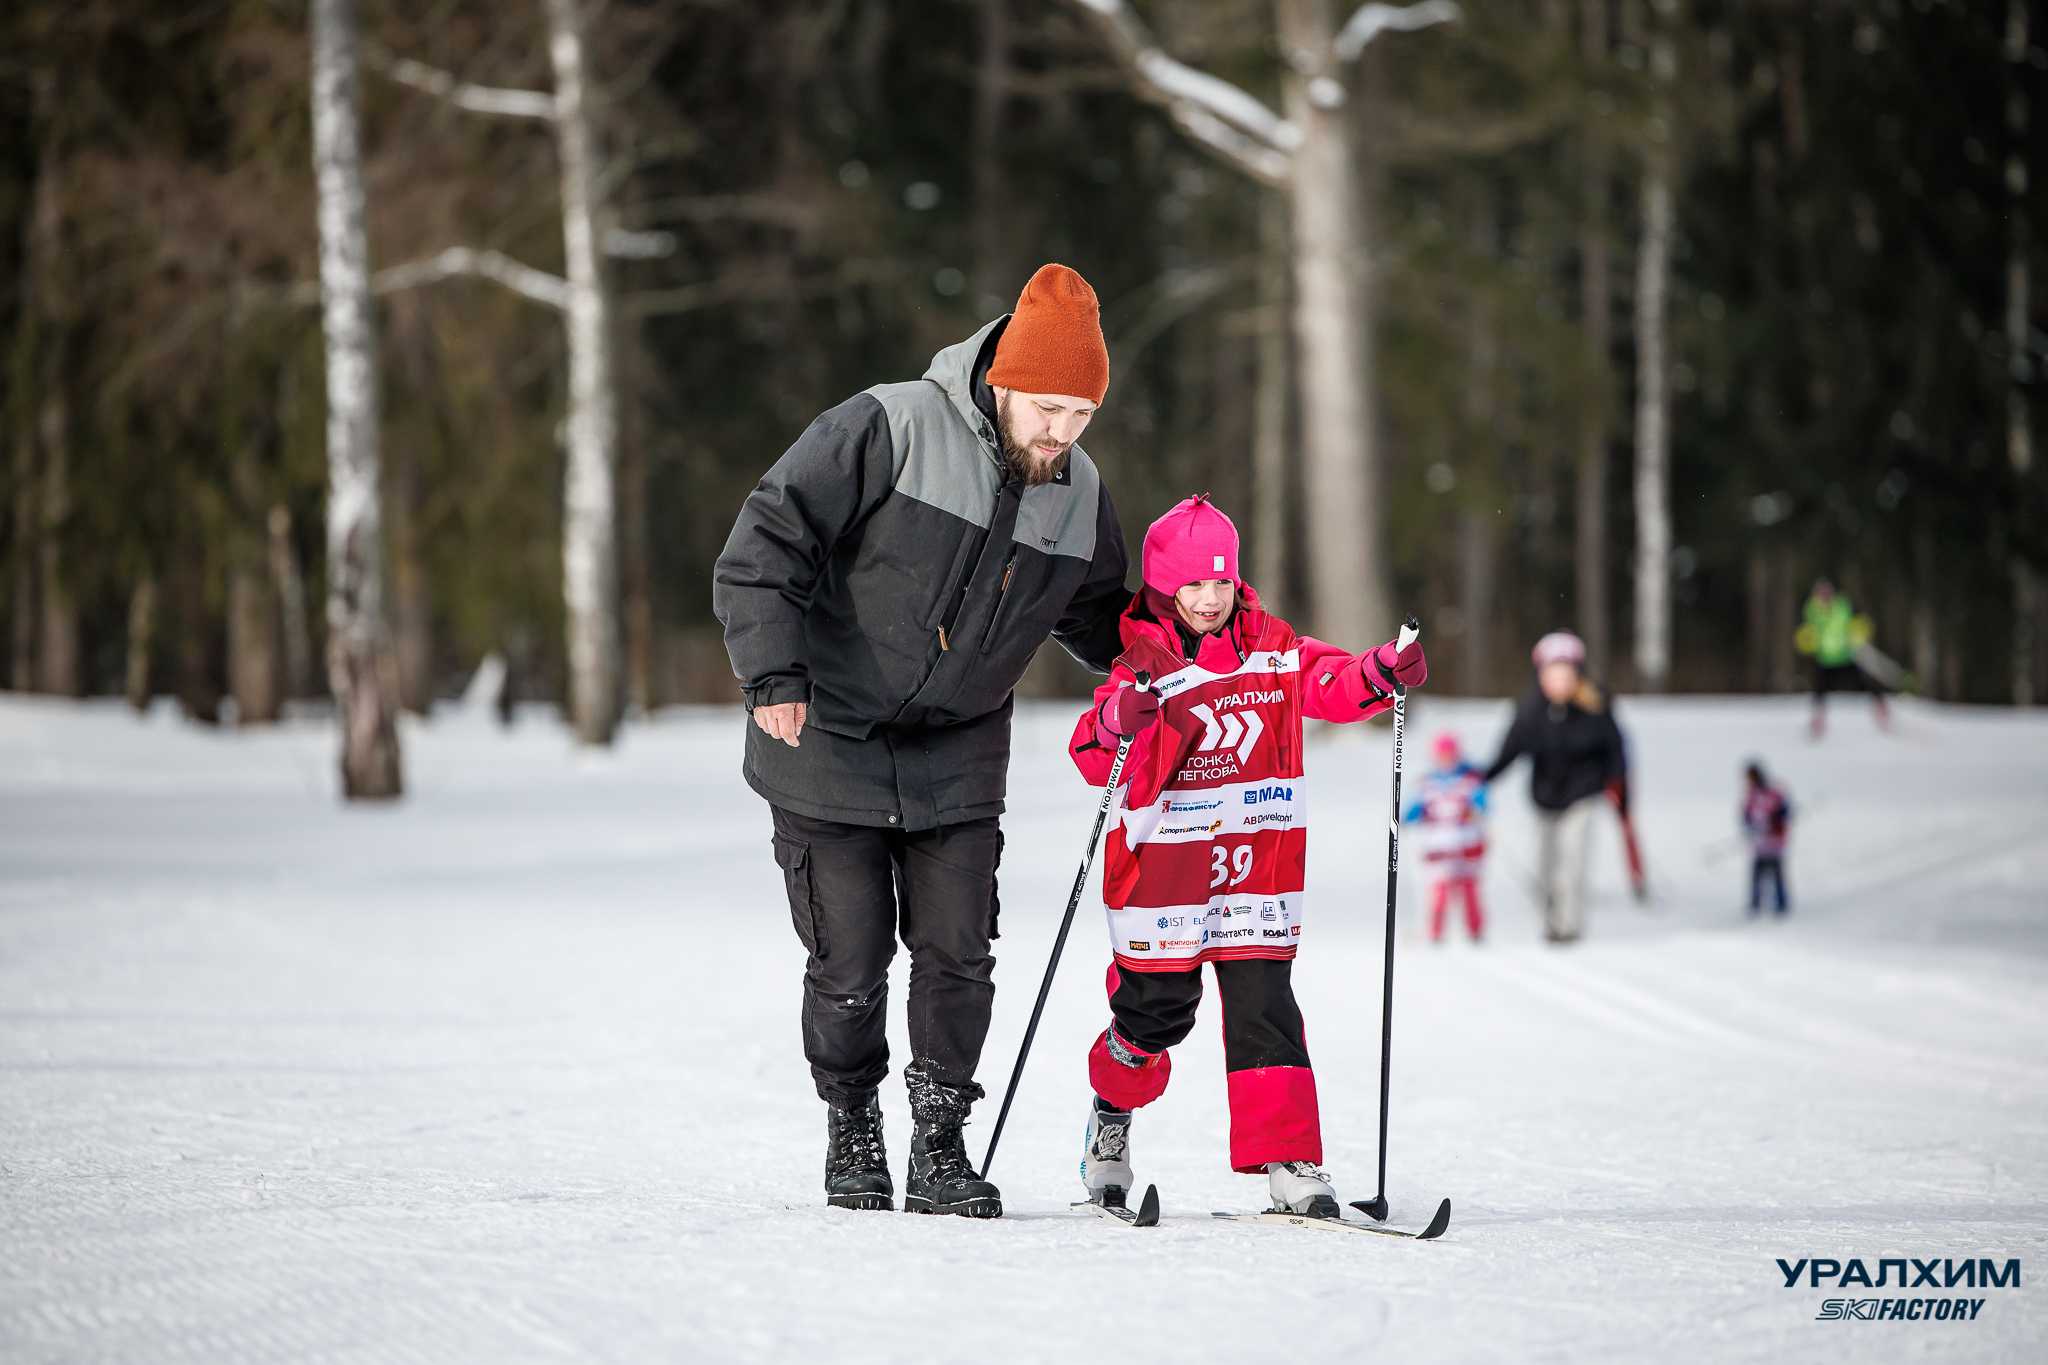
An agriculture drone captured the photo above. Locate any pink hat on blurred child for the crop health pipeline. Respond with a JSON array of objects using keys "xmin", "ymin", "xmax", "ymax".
[
  {"xmin": 1532, "ymin": 630, "xmax": 1587, "ymax": 669},
  {"xmin": 1432, "ymin": 733, "xmax": 1461, "ymax": 764},
  {"xmin": 1142, "ymin": 494, "xmax": 1239, "ymax": 596}
]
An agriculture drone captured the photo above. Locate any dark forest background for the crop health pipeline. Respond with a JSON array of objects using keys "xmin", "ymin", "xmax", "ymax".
[{"xmin": 2, "ymin": 0, "xmax": 2041, "ymax": 738}]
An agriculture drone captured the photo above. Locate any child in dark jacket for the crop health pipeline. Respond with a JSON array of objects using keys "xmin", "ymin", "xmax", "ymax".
[
  {"xmin": 1742, "ymin": 760, "xmax": 1793, "ymax": 915},
  {"xmin": 1482, "ymin": 631, "xmax": 1629, "ymax": 943}
]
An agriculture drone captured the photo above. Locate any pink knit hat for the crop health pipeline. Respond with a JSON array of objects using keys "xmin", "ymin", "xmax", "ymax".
[
  {"xmin": 1142, "ymin": 494, "xmax": 1239, "ymax": 596},
  {"xmin": 1532, "ymin": 630, "xmax": 1587, "ymax": 669}
]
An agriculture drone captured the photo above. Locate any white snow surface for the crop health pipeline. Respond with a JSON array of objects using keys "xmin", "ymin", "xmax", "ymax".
[{"xmin": 3, "ymin": 693, "xmax": 2045, "ymax": 1363}]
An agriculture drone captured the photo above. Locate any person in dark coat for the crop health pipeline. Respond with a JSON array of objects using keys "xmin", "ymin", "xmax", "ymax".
[
  {"xmin": 713, "ymin": 264, "xmax": 1130, "ymax": 1217},
  {"xmin": 1483, "ymin": 631, "xmax": 1629, "ymax": 944}
]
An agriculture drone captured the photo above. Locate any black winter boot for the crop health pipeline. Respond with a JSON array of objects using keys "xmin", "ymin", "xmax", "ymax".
[
  {"xmin": 905, "ymin": 1119, "xmax": 1002, "ymax": 1217},
  {"xmin": 902, "ymin": 1063, "xmax": 1002, "ymax": 1218},
  {"xmin": 824, "ymin": 1094, "xmax": 893, "ymax": 1211}
]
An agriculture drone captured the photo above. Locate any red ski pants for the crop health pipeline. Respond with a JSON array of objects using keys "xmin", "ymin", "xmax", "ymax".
[
  {"xmin": 1087, "ymin": 959, "xmax": 1319, "ymax": 1172},
  {"xmin": 1427, "ymin": 875, "xmax": 1485, "ymax": 941}
]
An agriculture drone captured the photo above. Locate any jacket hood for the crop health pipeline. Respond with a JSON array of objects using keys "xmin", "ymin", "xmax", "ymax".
[
  {"xmin": 1121, "ymin": 579, "xmax": 1273, "ymax": 667},
  {"xmin": 923, "ymin": 316, "xmax": 1009, "ymax": 444}
]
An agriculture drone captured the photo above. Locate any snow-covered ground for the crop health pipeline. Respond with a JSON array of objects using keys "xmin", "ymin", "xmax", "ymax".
[{"xmin": 2, "ymin": 692, "xmax": 2044, "ymax": 1363}]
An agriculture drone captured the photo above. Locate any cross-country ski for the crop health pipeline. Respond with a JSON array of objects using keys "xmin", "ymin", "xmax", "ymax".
[{"xmin": 1212, "ymin": 1197, "xmax": 1452, "ymax": 1241}]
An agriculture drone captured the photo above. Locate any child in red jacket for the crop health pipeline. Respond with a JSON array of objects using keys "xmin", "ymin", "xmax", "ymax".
[
  {"xmin": 1067, "ymin": 494, "xmax": 1426, "ymax": 1217},
  {"xmin": 1404, "ymin": 733, "xmax": 1489, "ymax": 942}
]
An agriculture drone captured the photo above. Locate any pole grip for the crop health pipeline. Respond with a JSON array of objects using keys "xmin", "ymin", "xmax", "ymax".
[{"xmin": 1395, "ymin": 615, "xmax": 1421, "ymax": 655}]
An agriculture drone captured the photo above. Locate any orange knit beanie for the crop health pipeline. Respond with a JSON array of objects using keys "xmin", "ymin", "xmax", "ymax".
[{"xmin": 986, "ymin": 263, "xmax": 1109, "ymax": 404}]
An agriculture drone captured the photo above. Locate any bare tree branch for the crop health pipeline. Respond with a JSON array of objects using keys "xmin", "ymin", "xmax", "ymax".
[
  {"xmin": 1061, "ymin": 0, "xmax": 1298, "ymax": 186},
  {"xmin": 364, "ymin": 43, "xmax": 557, "ymax": 121},
  {"xmin": 280, "ymin": 246, "xmax": 570, "ymax": 311},
  {"xmin": 605, "ymin": 227, "xmax": 676, "ymax": 259},
  {"xmin": 1167, "ymin": 105, "xmax": 1293, "ymax": 187},
  {"xmin": 375, "ymin": 246, "xmax": 569, "ymax": 308},
  {"xmin": 1334, "ymin": 1, "xmax": 1462, "ymax": 64}
]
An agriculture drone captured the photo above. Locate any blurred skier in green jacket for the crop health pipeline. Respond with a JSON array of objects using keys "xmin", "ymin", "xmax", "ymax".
[{"xmin": 1796, "ymin": 579, "xmax": 1890, "ymax": 738}]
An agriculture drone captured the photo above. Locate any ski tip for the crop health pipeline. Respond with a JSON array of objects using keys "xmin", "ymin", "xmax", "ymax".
[
  {"xmin": 1345, "ymin": 1195, "xmax": 1450, "ymax": 1240},
  {"xmin": 1133, "ymin": 1183, "xmax": 1160, "ymax": 1228}
]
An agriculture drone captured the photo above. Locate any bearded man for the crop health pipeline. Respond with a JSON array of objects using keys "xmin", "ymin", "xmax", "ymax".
[{"xmin": 713, "ymin": 264, "xmax": 1130, "ymax": 1218}]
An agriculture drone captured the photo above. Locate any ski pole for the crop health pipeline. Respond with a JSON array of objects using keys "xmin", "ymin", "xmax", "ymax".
[
  {"xmin": 1356, "ymin": 617, "xmax": 1418, "ymax": 1224},
  {"xmin": 981, "ymin": 672, "xmax": 1150, "ymax": 1179}
]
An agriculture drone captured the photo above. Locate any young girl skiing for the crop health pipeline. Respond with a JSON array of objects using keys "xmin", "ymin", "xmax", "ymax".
[
  {"xmin": 1403, "ymin": 733, "xmax": 1489, "ymax": 943},
  {"xmin": 1066, "ymin": 494, "xmax": 1427, "ymax": 1217}
]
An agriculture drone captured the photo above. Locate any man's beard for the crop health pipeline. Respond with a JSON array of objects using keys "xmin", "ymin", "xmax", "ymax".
[{"xmin": 996, "ymin": 394, "xmax": 1069, "ymax": 487}]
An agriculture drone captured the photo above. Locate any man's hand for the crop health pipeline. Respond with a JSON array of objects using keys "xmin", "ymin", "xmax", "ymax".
[{"xmin": 754, "ymin": 701, "xmax": 808, "ymax": 748}]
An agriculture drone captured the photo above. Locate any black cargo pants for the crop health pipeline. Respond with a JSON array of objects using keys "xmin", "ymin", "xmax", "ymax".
[{"xmin": 769, "ymin": 806, "xmax": 1002, "ymax": 1111}]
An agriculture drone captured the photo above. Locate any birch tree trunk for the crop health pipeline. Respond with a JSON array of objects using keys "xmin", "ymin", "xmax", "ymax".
[
  {"xmin": 1575, "ymin": 0, "xmax": 1612, "ymax": 670},
  {"xmin": 546, "ymin": 0, "xmax": 622, "ymax": 745},
  {"xmin": 1631, "ymin": 0, "xmax": 1676, "ymax": 690},
  {"xmin": 311, "ymin": 0, "xmax": 403, "ymax": 798},
  {"xmin": 1060, "ymin": 0, "xmax": 1454, "ymax": 642},
  {"xmin": 2006, "ymin": 0, "xmax": 2034, "ymax": 706},
  {"xmin": 1277, "ymin": 0, "xmax": 1391, "ymax": 649}
]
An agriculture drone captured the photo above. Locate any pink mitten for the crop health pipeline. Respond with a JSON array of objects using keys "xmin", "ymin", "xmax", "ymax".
[
  {"xmin": 1367, "ymin": 634, "xmax": 1428, "ymax": 691},
  {"xmin": 1095, "ymin": 682, "xmax": 1161, "ymax": 746}
]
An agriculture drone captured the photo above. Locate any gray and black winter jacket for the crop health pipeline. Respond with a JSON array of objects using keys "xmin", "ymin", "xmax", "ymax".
[{"xmin": 713, "ymin": 317, "xmax": 1130, "ymax": 829}]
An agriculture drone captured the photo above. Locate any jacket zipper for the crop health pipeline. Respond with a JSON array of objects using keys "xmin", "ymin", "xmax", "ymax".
[
  {"xmin": 933, "ymin": 481, "xmax": 1006, "ymax": 656},
  {"xmin": 934, "ymin": 544, "xmax": 978, "ymax": 653},
  {"xmin": 979, "ymin": 550, "xmax": 1020, "ymax": 653}
]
